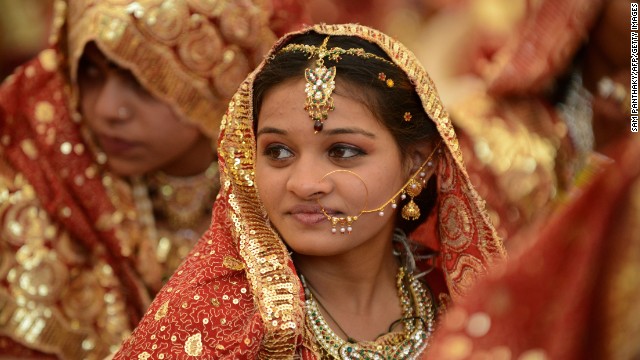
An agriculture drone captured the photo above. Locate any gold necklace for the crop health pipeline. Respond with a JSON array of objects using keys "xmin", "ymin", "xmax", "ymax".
[
  {"xmin": 301, "ymin": 267, "xmax": 435, "ymax": 360},
  {"xmin": 148, "ymin": 162, "xmax": 218, "ymax": 230}
]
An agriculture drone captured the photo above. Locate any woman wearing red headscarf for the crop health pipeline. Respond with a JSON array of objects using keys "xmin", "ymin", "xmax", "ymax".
[
  {"xmin": 111, "ymin": 23, "xmax": 506, "ymax": 359},
  {"xmin": 0, "ymin": 0, "xmax": 307, "ymax": 358}
]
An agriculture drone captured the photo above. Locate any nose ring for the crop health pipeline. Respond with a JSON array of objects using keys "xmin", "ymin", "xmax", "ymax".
[{"xmin": 118, "ymin": 106, "xmax": 132, "ymax": 120}]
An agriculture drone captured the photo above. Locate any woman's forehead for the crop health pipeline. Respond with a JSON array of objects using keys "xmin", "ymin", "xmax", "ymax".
[
  {"xmin": 81, "ymin": 43, "xmax": 127, "ymax": 73},
  {"xmin": 257, "ymin": 79, "xmax": 388, "ymax": 139}
]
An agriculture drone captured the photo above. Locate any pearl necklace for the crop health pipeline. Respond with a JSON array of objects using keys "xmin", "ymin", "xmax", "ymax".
[{"xmin": 301, "ymin": 267, "xmax": 435, "ymax": 360}]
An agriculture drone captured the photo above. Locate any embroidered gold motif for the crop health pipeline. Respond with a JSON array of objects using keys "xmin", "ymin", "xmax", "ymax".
[
  {"xmin": 222, "ymin": 256, "xmax": 245, "ymax": 271},
  {"xmin": 65, "ymin": 0, "xmax": 280, "ymax": 138},
  {"xmin": 185, "ymin": 333, "xmax": 203, "ymax": 356},
  {"xmin": 138, "ymin": 352, "xmax": 151, "ymax": 360},
  {"xmin": 155, "ymin": 300, "xmax": 169, "ymax": 320}
]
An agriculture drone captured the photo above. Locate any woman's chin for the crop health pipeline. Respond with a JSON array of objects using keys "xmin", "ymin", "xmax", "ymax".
[{"xmin": 104, "ymin": 159, "xmax": 151, "ymax": 177}]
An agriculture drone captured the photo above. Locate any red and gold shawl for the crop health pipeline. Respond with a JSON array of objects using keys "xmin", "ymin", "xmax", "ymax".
[
  {"xmin": 426, "ymin": 136, "xmax": 640, "ymax": 360},
  {"xmin": 0, "ymin": 0, "xmax": 306, "ymax": 358},
  {"xmin": 112, "ymin": 24, "xmax": 506, "ymax": 359}
]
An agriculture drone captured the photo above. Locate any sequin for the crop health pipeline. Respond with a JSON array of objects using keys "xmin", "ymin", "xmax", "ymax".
[
  {"xmin": 38, "ymin": 49, "xmax": 58, "ymax": 71},
  {"xmin": 35, "ymin": 102, "xmax": 54, "ymax": 123},
  {"xmin": 20, "ymin": 140, "xmax": 38, "ymax": 160},
  {"xmin": 440, "ymin": 335, "xmax": 473, "ymax": 360},
  {"xmin": 466, "ymin": 312, "xmax": 491, "ymax": 337},
  {"xmin": 73, "ymin": 143, "xmax": 85, "ymax": 155},
  {"xmin": 518, "ymin": 349, "xmax": 548, "ymax": 360},
  {"xmin": 60, "ymin": 207, "xmax": 72, "ymax": 218}
]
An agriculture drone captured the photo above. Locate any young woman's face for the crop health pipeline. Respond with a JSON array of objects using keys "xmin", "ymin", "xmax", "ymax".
[
  {"xmin": 78, "ymin": 44, "xmax": 213, "ymax": 177},
  {"xmin": 255, "ymin": 78, "xmax": 409, "ymax": 256}
]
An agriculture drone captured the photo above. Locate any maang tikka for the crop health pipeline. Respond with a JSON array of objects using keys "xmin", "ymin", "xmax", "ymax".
[
  {"xmin": 278, "ymin": 36, "xmax": 395, "ymax": 133},
  {"xmin": 318, "ymin": 143, "xmax": 442, "ymax": 234},
  {"xmin": 304, "ymin": 37, "xmax": 336, "ymax": 133}
]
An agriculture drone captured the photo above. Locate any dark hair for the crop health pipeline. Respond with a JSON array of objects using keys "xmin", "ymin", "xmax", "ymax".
[{"xmin": 253, "ymin": 32, "xmax": 439, "ymax": 234}]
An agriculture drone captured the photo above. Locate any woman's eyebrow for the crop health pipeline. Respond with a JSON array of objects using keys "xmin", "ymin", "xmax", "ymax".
[
  {"xmin": 324, "ymin": 127, "xmax": 376, "ymax": 138},
  {"xmin": 256, "ymin": 126, "xmax": 287, "ymax": 136}
]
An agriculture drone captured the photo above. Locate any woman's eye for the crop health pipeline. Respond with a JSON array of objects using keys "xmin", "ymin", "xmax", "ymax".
[
  {"xmin": 121, "ymin": 71, "xmax": 152, "ymax": 97},
  {"xmin": 263, "ymin": 144, "xmax": 294, "ymax": 160},
  {"xmin": 79, "ymin": 63, "xmax": 103, "ymax": 80},
  {"xmin": 328, "ymin": 144, "xmax": 364, "ymax": 159}
]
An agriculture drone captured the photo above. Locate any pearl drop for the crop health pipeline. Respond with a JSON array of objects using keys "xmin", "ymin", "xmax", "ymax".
[
  {"xmin": 340, "ymin": 227, "xmax": 346, "ymax": 233},
  {"xmin": 347, "ymin": 226, "xmax": 352, "ymax": 233},
  {"xmin": 401, "ymin": 194, "xmax": 407, "ymax": 200},
  {"xmin": 420, "ymin": 172, "xmax": 426, "ymax": 177},
  {"xmin": 331, "ymin": 228, "xmax": 337, "ymax": 234},
  {"xmin": 378, "ymin": 211, "xmax": 385, "ymax": 217},
  {"xmin": 391, "ymin": 203, "xmax": 397, "ymax": 209}
]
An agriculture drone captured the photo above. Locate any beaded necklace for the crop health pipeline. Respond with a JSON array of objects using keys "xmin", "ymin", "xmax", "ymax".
[{"xmin": 301, "ymin": 267, "xmax": 435, "ymax": 360}]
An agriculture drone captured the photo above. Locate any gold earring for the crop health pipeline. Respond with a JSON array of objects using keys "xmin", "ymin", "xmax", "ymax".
[{"xmin": 401, "ymin": 177, "xmax": 423, "ymax": 220}]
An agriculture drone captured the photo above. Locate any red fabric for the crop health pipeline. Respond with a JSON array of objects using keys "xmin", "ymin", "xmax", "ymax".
[
  {"xmin": 426, "ymin": 136, "xmax": 640, "ymax": 359},
  {"xmin": 486, "ymin": 0, "xmax": 605, "ymax": 95},
  {"xmin": 0, "ymin": 55, "xmax": 147, "ymax": 324}
]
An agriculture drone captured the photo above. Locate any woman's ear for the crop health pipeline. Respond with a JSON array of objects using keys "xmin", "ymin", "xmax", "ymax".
[{"xmin": 406, "ymin": 141, "xmax": 438, "ymax": 178}]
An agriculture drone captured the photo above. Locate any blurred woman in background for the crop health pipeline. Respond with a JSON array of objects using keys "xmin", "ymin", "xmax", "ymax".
[{"xmin": 0, "ymin": 0, "xmax": 306, "ymax": 358}]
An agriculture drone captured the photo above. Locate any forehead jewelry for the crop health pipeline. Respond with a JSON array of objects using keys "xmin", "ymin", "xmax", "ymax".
[
  {"xmin": 317, "ymin": 142, "xmax": 442, "ymax": 234},
  {"xmin": 278, "ymin": 36, "xmax": 395, "ymax": 133}
]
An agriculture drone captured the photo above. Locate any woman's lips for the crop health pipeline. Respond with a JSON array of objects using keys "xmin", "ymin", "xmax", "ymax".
[
  {"xmin": 290, "ymin": 212, "xmax": 328, "ymax": 225},
  {"xmin": 288, "ymin": 204, "xmax": 337, "ymax": 225},
  {"xmin": 97, "ymin": 134, "xmax": 139, "ymax": 155}
]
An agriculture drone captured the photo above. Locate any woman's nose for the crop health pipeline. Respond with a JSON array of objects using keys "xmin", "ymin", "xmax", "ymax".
[
  {"xmin": 93, "ymin": 74, "xmax": 134, "ymax": 124},
  {"xmin": 285, "ymin": 158, "xmax": 333, "ymax": 200}
]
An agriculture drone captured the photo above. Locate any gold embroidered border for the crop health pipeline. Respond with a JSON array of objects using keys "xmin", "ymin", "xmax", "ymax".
[{"xmin": 0, "ymin": 289, "xmax": 108, "ymax": 359}]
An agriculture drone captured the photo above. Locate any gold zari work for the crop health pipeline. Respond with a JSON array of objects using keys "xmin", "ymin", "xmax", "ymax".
[{"xmin": 64, "ymin": 0, "xmax": 280, "ymax": 138}]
